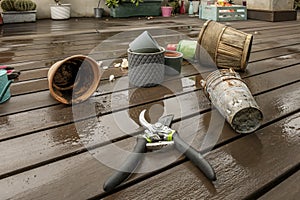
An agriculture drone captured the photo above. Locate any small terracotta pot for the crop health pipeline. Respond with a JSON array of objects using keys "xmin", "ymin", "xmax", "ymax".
[
  {"xmin": 48, "ymin": 55, "xmax": 101, "ymax": 105},
  {"xmin": 164, "ymin": 50, "xmax": 183, "ymax": 76}
]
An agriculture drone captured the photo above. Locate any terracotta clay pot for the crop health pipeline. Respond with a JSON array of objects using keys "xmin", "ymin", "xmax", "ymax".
[{"xmin": 48, "ymin": 55, "xmax": 101, "ymax": 105}]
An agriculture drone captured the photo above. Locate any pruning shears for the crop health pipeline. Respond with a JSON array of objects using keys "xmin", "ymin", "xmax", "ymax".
[{"xmin": 103, "ymin": 109, "xmax": 216, "ymax": 192}]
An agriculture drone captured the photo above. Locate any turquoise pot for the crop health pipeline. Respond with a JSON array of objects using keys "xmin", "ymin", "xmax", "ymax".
[
  {"xmin": 110, "ymin": 0, "xmax": 162, "ymax": 18},
  {"xmin": 0, "ymin": 70, "xmax": 12, "ymax": 104}
]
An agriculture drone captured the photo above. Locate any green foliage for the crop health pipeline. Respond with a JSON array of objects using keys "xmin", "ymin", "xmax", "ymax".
[
  {"xmin": 105, "ymin": 0, "xmax": 119, "ymax": 8},
  {"xmin": 129, "ymin": 0, "xmax": 143, "ymax": 7},
  {"xmin": 14, "ymin": 0, "xmax": 36, "ymax": 11},
  {"xmin": 295, "ymin": 0, "xmax": 300, "ymax": 10},
  {"xmin": 1, "ymin": 0, "xmax": 36, "ymax": 11},
  {"xmin": 54, "ymin": 0, "xmax": 62, "ymax": 6},
  {"xmin": 1, "ymin": 0, "xmax": 16, "ymax": 11},
  {"xmin": 105, "ymin": 0, "xmax": 144, "ymax": 8},
  {"xmin": 167, "ymin": 0, "xmax": 179, "ymax": 14}
]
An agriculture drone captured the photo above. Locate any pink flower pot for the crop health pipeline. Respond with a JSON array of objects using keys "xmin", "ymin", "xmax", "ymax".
[{"xmin": 161, "ymin": 6, "xmax": 172, "ymax": 17}]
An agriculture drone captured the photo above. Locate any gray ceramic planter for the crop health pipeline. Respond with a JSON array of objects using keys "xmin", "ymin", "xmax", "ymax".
[{"xmin": 128, "ymin": 47, "xmax": 165, "ymax": 87}]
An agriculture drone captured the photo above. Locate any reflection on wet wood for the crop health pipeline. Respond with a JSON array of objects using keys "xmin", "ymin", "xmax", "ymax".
[
  {"xmin": 0, "ymin": 15, "xmax": 299, "ymax": 200},
  {"xmin": 259, "ymin": 170, "xmax": 300, "ymax": 200},
  {"xmin": 106, "ymin": 113, "xmax": 300, "ymax": 200}
]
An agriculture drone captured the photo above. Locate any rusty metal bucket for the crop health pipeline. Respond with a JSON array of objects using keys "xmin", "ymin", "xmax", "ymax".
[{"xmin": 201, "ymin": 68, "xmax": 263, "ymax": 133}]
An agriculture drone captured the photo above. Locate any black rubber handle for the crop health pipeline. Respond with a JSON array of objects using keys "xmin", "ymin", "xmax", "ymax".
[
  {"xmin": 103, "ymin": 137, "xmax": 147, "ymax": 192},
  {"xmin": 173, "ymin": 132, "xmax": 216, "ymax": 181}
]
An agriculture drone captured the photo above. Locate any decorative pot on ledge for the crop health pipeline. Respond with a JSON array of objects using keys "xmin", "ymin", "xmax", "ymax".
[
  {"xmin": 110, "ymin": 0, "xmax": 162, "ymax": 18},
  {"xmin": 2, "ymin": 10, "xmax": 37, "ymax": 23},
  {"xmin": 50, "ymin": 4, "xmax": 71, "ymax": 20},
  {"xmin": 1, "ymin": 0, "xmax": 37, "ymax": 23},
  {"xmin": 161, "ymin": 6, "xmax": 173, "ymax": 17}
]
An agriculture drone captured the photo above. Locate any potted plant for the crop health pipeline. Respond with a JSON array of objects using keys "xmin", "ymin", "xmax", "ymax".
[
  {"xmin": 191, "ymin": 0, "xmax": 200, "ymax": 14},
  {"xmin": 0, "ymin": 0, "xmax": 37, "ymax": 23},
  {"xmin": 94, "ymin": 0, "xmax": 104, "ymax": 18},
  {"xmin": 295, "ymin": 0, "xmax": 300, "ymax": 9},
  {"xmin": 161, "ymin": 4, "xmax": 172, "ymax": 17},
  {"xmin": 50, "ymin": 0, "xmax": 71, "ymax": 20},
  {"xmin": 166, "ymin": 0, "xmax": 180, "ymax": 14},
  {"xmin": 106, "ymin": 0, "xmax": 163, "ymax": 18}
]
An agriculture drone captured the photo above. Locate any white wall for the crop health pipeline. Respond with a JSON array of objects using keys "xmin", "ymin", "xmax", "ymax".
[
  {"xmin": 247, "ymin": 0, "xmax": 294, "ymax": 11},
  {"xmin": 32, "ymin": 0, "xmax": 109, "ymax": 19}
]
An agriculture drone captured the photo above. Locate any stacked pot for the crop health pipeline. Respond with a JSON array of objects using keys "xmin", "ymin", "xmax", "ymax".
[{"xmin": 128, "ymin": 31, "xmax": 183, "ymax": 87}]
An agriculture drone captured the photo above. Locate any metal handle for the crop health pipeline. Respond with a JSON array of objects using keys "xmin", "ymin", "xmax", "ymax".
[
  {"xmin": 173, "ymin": 132, "xmax": 216, "ymax": 181},
  {"xmin": 103, "ymin": 136, "xmax": 147, "ymax": 192}
]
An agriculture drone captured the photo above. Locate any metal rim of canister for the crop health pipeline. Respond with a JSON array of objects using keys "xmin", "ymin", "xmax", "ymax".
[{"xmin": 201, "ymin": 68, "xmax": 245, "ymax": 99}]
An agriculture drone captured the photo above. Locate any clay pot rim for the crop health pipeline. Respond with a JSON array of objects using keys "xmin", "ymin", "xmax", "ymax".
[
  {"xmin": 48, "ymin": 55, "xmax": 101, "ymax": 105},
  {"xmin": 164, "ymin": 50, "xmax": 183, "ymax": 58}
]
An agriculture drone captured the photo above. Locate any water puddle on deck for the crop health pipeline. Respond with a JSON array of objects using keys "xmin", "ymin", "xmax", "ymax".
[{"xmin": 282, "ymin": 114, "xmax": 300, "ymax": 145}]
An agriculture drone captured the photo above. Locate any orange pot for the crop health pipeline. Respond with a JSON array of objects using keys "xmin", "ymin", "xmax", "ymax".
[{"xmin": 48, "ymin": 55, "xmax": 101, "ymax": 105}]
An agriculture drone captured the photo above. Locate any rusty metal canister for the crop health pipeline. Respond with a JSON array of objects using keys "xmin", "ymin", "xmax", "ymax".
[{"xmin": 201, "ymin": 68, "xmax": 263, "ymax": 134}]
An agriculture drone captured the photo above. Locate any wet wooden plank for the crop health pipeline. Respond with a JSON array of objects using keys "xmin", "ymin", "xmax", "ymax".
[
  {"xmin": 244, "ymin": 52, "xmax": 300, "ymax": 76},
  {"xmin": 249, "ymin": 44, "xmax": 300, "ymax": 62},
  {"xmin": 7, "ymin": 37, "xmax": 300, "ymax": 97},
  {"xmin": 0, "ymin": 15, "xmax": 299, "ymax": 200},
  {"xmin": 6, "ymin": 28, "xmax": 299, "ymax": 78},
  {"xmin": 2, "ymin": 23, "xmax": 298, "ymax": 50},
  {"xmin": 1, "ymin": 20, "xmax": 300, "ymax": 69},
  {"xmin": 0, "ymin": 62, "xmax": 198, "ymax": 117},
  {"xmin": 10, "ymin": 48, "xmax": 300, "ymax": 93},
  {"xmin": 252, "ymin": 35, "xmax": 300, "ymax": 52},
  {"xmin": 0, "ymin": 66, "xmax": 299, "ymax": 198},
  {"xmin": 104, "ymin": 112, "xmax": 300, "ymax": 200},
  {"xmin": 2, "ymin": 75, "xmax": 300, "ymax": 179},
  {"xmin": 0, "ymin": 76, "xmax": 203, "ymax": 140},
  {"xmin": 0, "ymin": 81, "xmax": 299, "ymax": 199},
  {"xmin": 0, "ymin": 16, "xmax": 296, "ymax": 40},
  {"xmin": 0, "ymin": 46, "xmax": 299, "ymax": 139},
  {"xmin": 1, "ymin": 31, "xmax": 196, "ymax": 69},
  {"xmin": 259, "ymin": 170, "xmax": 300, "ymax": 200},
  {"xmin": 2, "ymin": 60, "xmax": 300, "ymax": 141}
]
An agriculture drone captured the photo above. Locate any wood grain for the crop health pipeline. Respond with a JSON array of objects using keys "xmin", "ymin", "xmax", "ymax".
[{"xmin": 0, "ymin": 15, "xmax": 299, "ymax": 200}]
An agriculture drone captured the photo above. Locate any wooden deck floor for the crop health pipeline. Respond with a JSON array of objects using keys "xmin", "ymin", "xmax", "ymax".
[{"xmin": 0, "ymin": 14, "xmax": 300, "ymax": 200}]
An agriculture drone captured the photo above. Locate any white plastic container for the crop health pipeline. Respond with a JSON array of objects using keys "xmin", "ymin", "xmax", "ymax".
[{"xmin": 50, "ymin": 4, "xmax": 71, "ymax": 20}]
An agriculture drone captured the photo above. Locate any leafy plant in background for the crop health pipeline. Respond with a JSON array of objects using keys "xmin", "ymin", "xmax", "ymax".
[
  {"xmin": 54, "ymin": 0, "xmax": 61, "ymax": 5},
  {"xmin": 167, "ymin": 0, "xmax": 180, "ymax": 14},
  {"xmin": 1, "ymin": 0, "xmax": 36, "ymax": 11},
  {"xmin": 295, "ymin": 0, "xmax": 300, "ymax": 10},
  {"xmin": 105, "ymin": 0, "xmax": 119, "ymax": 8},
  {"xmin": 105, "ymin": 0, "xmax": 144, "ymax": 8}
]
